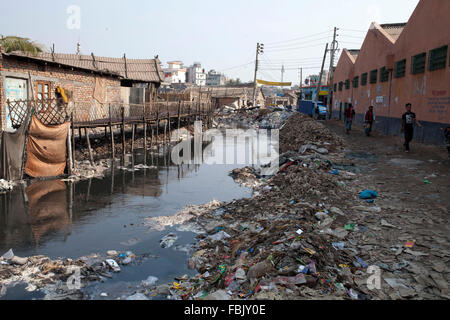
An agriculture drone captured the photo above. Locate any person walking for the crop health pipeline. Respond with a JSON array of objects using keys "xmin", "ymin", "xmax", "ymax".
[
  {"xmin": 364, "ymin": 106, "xmax": 375, "ymax": 136},
  {"xmin": 345, "ymin": 103, "xmax": 356, "ymax": 134},
  {"xmin": 401, "ymin": 103, "xmax": 422, "ymax": 152}
]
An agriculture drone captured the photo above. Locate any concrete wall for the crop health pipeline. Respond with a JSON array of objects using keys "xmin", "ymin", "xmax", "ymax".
[{"xmin": 331, "ymin": 0, "xmax": 450, "ymax": 145}]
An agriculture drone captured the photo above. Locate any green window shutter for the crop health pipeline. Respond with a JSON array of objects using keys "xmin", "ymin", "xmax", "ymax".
[
  {"xmin": 428, "ymin": 45, "xmax": 448, "ymax": 71},
  {"xmin": 395, "ymin": 59, "xmax": 406, "ymax": 78},
  {"xmin": 411, "ymin": 52, "xmax": 426, "ymax": 74},
  {"xmin": 380, "ymin": 67, "xmax": 389, "ymax": 82},
  {"xmin": 361, "ymin": 73, "xmax": 368, "ymax": 86},
  {"xmin": 334, "ymin": 83, "xmax": 337, "ymax": 92},
  {"xmin": 338, "ymin": 82, "xmax": 343, "ymax": 91},
  {"xmin": 345, "ymin": 79, "xmax": 350, "ymax": 90},
  {"xmin": 370, "ymin": 69, "xmax": 377, "ymax": 84},
  {"xmin": 353, "ymin": 76, "xmax": 359, "ymax": 88}
]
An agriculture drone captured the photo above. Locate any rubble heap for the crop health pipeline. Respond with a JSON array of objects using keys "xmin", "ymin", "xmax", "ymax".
[{"xmin": 280, "ymin": 112, "xmax": 344, "ymax": 154}]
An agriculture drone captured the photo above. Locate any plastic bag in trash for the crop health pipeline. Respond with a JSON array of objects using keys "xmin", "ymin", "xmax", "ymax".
[
  {"xmin": 359, "ymin": 190, "xmax": 378, "ymax": 199},
  {"xmin": 1, "ymin": 249, "xmax": 14, "ymax": 260},
  {"xmin": 160, "ymin": 233, "xmax": 178, "ymax": 248}
]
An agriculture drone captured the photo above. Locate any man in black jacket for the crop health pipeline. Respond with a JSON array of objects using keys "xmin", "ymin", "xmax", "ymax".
[{"xmin": 401, "ymin": 103, "xmax": 422, "ymax": 152}]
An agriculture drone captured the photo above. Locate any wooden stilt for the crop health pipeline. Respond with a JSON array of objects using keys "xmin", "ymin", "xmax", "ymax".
[
  {"xmin": 167, "ymin": 102, "xmax": 171, "ymax": 144},
  {"xmin": 131, "ymin": 124, "xmax": 135, "ymax": 153},
  {"xmin": 156, "ymin": 104, "xmax": 160, "ymax": 145},
  {"xmin": 150, "ymin": 125, "xmax": 154, "ymax": 149},
  {"xmin": 144, "ymin": 120, "xmax": 147, "ymax": 151},
  {"xmin": 121, "ymin": 106, "xmax": 125, "ymax": 157},
  {"xmin": 67, "ymin": 119, "xmax": 73, "ymax": 175},
  {"xmin": 71, "ymin": 113, "xmax": 75, "ymax": 167},
  {"xmin": 85, "ymin": 127, "xmax": 94, "ymax": 166},
  {"xmin": 110, "ymin": 124, "xmax": 115, "ymax": 159},
  {"xmin": 109, "ymin": 104, "xmax": 115, "ymax": 159},
  {"xmin": 178, "ymin": 101, "xmax": 181, "ymax": 130}
]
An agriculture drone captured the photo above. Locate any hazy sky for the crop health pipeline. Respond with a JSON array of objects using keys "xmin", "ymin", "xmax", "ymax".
[{"xmin": 0, "ymin": 0, "xmax": 420, "ymax": 84}]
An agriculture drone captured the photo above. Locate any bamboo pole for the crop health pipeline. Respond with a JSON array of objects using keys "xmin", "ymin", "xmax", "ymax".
[
  {"xmin": 143, "ymin": 104, "xmax": 147, "ymax": 152},
  {"xmin": 85, "ymin": 127, "xmax": 94, "ymax": 166},
  {"xmin": 121, "ymin": 106, "xmax": 125, "ymax": 157},
  {"xmin": 131, "ymin": 124, "xmax": 135, "ymax": 154},
  {"xmin": 167, "ymin": 100, "xmax": 171, "ymax": 144},
  {"xmin": 71, "ymin": 113, "xmax": 75, "ymax": 167},
  {"xmin": 178, "ymin": 101, "xmax": 181, "ymax": 130},
  {"xmin": 67, "ymin": 118, "xmax": 73, "ymax": 175},
  {"xmin": 109, "ymin": 104, "xmax": 115, "ymax": 159},
  {"xmin": 156, "ymin": 103, "xmax": 160, "ymax": 145}
]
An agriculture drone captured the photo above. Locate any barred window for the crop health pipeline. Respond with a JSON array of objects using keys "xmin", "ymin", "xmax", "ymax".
[
  {"xmin": 428, "ymin": 45, "xmax": 448, "ymax": 71},
  {"xmin": 380, "ymin": 67, "xmax": 389, "ymax": 82},
  {"xmin": 353, "ymin": 76, "xmax": 359, "ymax": 88},
  {"xmin": 361, "ymin": 73, "xmax": 368, "ymax": 86},
  {"xmin": 395, "ymin": 59, "xmax": 406, "ymax": 78},
  {"xmin": 370, "ymin": 69, "xmax": 377, "ymax": 84},
  {"xmin": 411, "ymin": 52, "xmax": 426, "ymax": 74}
]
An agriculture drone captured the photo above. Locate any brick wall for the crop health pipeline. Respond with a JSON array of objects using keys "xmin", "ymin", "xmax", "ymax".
[{"xmin": 0, "ymin": 55, "xmax": 124, "ymax": 130}]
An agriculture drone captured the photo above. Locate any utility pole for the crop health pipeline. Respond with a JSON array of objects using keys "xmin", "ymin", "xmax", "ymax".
[
  {"xmin": 299, "ymin": 68, "xmax": 303, "ymax": 99},
  {"xmin": 315, "ymin": 43, "xmax": 329, "ymax": 102},
  {"xmin": 281, "ymin": 64, "xmax": 285, "ymax": 83},
  {"xmin": 326, "ymin": 27, "xmax": 339, "ymax": 112},
  {"xmin": 252, "ymin": 42, "xmax": 264, "ymax": 107}
]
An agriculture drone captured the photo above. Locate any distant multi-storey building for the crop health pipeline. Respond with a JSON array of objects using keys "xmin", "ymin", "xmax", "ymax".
[
  {"xmin": 206, "ymin": 70, "xmax": 226, "ymax": 86},
  {"xmin": 186, "ymin": 62, "xmax": 206, "ymax": 86},
  {"xmin": 304, "ymin": 71, "xmax": 329, "ymax": 87},
  {"xmin": 163, "ymin": 61, "xmax": 187, "ymax": 84}
]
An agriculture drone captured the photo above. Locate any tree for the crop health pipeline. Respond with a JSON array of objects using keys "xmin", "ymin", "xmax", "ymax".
[
  {"xmin": 227, "ymin": 78, "xmax": 242, "ymax": 86},
  {"xmin": 0, "ymin": 36, "xmax": 46, "ymax": 55}
]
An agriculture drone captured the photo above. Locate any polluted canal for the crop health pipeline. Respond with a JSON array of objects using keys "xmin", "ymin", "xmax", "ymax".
[{"xmin": 0, "ymin": 131, "xmax": 275, "ymax": 300}]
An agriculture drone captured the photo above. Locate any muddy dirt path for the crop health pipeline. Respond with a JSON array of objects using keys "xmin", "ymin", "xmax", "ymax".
[{"xmin": 325, "ymin": 119, "xmax": 449, "ymax": 299}]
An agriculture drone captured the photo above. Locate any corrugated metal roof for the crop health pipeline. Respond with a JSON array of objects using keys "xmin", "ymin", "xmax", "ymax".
[{"xmin": 2, "ymin": 51, "xmax": 164, "ymax": 83}]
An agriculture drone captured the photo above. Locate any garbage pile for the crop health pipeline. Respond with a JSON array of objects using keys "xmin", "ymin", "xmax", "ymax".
[
  {"xmin": 139, "ymin": 111, "xmax": 385, "ymax": 301},
  {"xmin": 280, "ymin": 112, "xmax": 344, "ymax": 154},
  {"xmin": 214, "ymin": 107, "xmax": 294, "ymax": 130},
  {"xmin": 0, "ymin": 179, "xmax": 15, "ymax": 193},
  {"xmin": 229, "ymin": 167, "xmax": 263, "ymax": 189},
  {"xmin": 65, "ymin": 160, "xmax": 110, "ymax": 182},
  {"xmin": 257, "ymin": 110, "xmax": 293, "ymax": 129},
  {"xmin": 0, "ymin": 247, "xmax": 157, "ymax": 299}
]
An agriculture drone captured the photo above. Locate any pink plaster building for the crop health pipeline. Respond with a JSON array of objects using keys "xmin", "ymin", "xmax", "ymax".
[{"xmin": 332, "ymin": 0, "xmax": 450, "ymax": 145}]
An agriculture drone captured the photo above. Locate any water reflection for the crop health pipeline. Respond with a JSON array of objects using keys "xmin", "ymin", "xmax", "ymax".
[
  {"xmin": 27, "ymin": 180, "xmax": 70, "ymax": 246},
  {"xmin": 0, "ymin": 131, "xmax": 269, "ymax": 258}
]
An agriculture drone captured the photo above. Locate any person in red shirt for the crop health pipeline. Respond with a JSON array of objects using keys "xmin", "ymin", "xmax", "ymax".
[
  {"xmin": 364, "ymin": 106, "xmax": 375, "ymax": 136},
  {"xmin": 345, "ymin": 103, "xmax": 356, "ymax": 134}
]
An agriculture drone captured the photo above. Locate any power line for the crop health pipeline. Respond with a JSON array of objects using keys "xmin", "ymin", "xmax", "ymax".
[
  {"xmin": 260, "ymin": 66, "xmax": 322, "ymax": 71},
  {"xmin": 339, "ymin": 34, "xmax": 366, "ymax": 39},
  {"xmin": 264, "ymin": 29, "xmax": 333, "ymax": 46},
  {"xmin": 339, "ymin": 28, "xmax": 367, "ymax": 33},
  {"xmin": 264, "ymin": 36, "xmax": 331, "ymax": 49},
  {"xmin": 218, "ymin": 61, "xmax": 254, "ymax": 72},
  {"xmin": 264, "ymin": 42, "xmax": 331, "ymax": 53}
]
